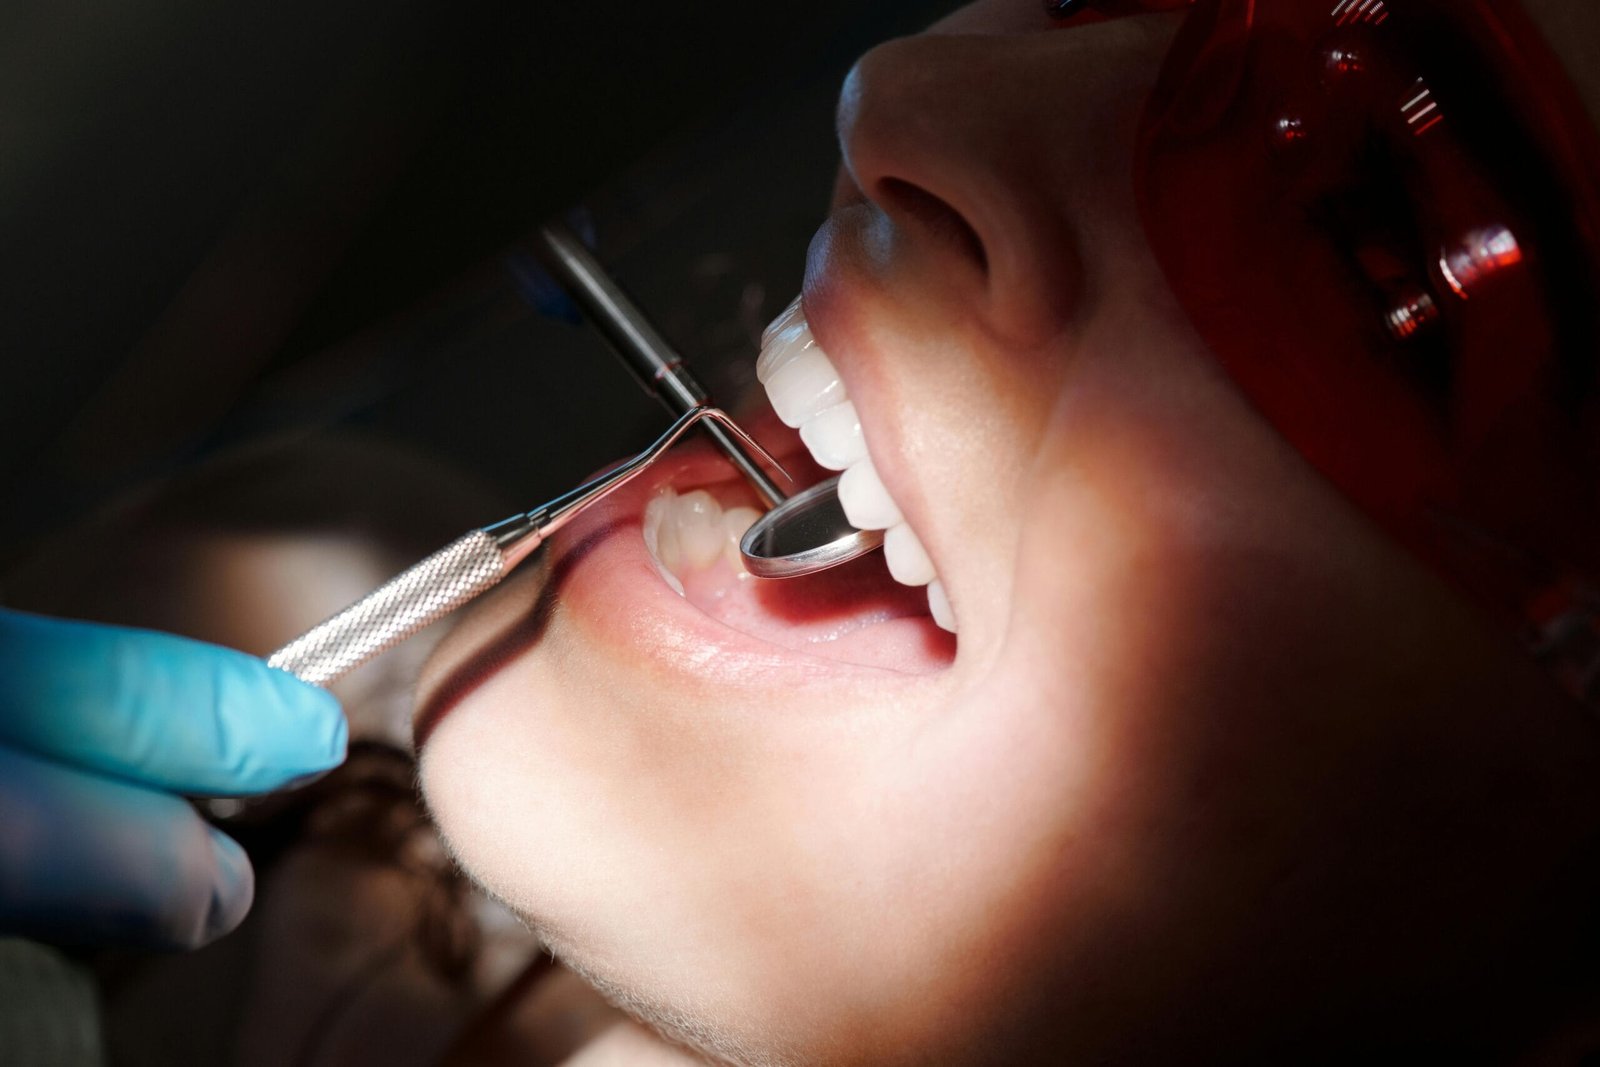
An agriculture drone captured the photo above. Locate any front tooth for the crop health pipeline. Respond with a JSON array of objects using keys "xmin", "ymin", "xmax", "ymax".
[
  {"xmin": 798, "ymin": 400, "xmax": 868, "ymax": 471},
  {"xmin": 674, "ymin": 490, "xmax": 725, "ymax": 569},
  {"xmin": 761, "ymin": 296, "xmax": 804, "ymax": 348},
  {"xmin": 757, "ymin": 317, "xmax": 818, "ymax": 385},
  {"xmin": 766, "ymin": 346, "xmax": 846, "ymax": 428},
  {"xmin": 754, "ymin": 302, "xmax": 958, "ymax": 636},
  {"xmin": 882, "ymin": 523, "xmax": 935, "ymax": 586},
  {"xmin": 927, "ymin": 580, "xmax": 957, "ymax": 633},
  {"xmin": 837, "ymin": 456, "xmax": 903, "ymax": 530}
]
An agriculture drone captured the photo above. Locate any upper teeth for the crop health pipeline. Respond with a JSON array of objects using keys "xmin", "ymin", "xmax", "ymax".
[{"xmin": 757, "ymin": 296, "xmax": 957, "ymax": 634}]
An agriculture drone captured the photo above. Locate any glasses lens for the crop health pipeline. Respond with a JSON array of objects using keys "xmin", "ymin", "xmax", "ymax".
[{"xmin": 1136, "ymin": 0, "xmax": 1600, "ymax": 653}]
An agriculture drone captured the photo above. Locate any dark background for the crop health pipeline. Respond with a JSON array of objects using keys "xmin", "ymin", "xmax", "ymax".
[{"xmin": 0, "ymin": 0, "xmax": 959, "ymax": 571}]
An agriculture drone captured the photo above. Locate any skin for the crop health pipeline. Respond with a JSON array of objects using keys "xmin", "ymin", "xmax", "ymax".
[{"xmin": 419, "ymin": 3, "xmax": 1600, "ymax": 1063}]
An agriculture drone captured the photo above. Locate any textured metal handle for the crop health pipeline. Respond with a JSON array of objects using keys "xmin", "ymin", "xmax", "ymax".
[{"xmin": 267, "ymin": 531, "xmax": 507, "ymax": 686}]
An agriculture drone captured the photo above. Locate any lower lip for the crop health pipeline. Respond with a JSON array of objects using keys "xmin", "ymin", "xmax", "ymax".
[{"xmin": 545, "ymin": 442, "xmax": 955, "ymax": 684}]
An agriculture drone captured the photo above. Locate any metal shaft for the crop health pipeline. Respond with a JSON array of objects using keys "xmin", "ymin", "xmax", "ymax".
[
  {"xmin": 533, "ymin": 221, "xmax": 786, "ymax": 508},
  {"xmin": 266, "ymin": 407, "xmax": 772, "ymax": 687}
]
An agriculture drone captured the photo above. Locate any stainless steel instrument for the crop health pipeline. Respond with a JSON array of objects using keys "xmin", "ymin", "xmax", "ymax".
[
  {"xmin": 532, "ymin": 221, "xmax": 787, "ymax": 509},
  {"xmin": 267, "ymin": 406, "xmax": 771, "ymax": 685}
]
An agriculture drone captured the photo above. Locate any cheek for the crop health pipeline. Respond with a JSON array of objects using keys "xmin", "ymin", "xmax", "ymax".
[
  {"xmin": 878, "ymin": 322, "xmax": 1061, "ymax": 517},
  {"xmin": 982, "ymin": 318, "xmax": 1600, "ymax": 1031},
  {"xmin": 1008, "ymin": 318, "xmax": 1395, "ymax": 771}
]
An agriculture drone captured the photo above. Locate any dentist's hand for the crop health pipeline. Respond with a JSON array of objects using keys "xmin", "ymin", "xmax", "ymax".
[{"xmin": 0, "ymin": 609, "xmax": 346, "ymax": 949}]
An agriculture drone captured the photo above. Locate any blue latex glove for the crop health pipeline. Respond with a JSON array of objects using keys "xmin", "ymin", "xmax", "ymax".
[{"xmin": 0, "ymin": 609, "xmax": 346, "ymax": 949}]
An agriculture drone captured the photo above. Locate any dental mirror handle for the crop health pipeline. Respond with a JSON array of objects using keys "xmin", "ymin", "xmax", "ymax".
[
  {"xmin": 531, "ymin": 221, "xmax": 787, "ymax": 509},
  {"xmin": 266, "ymin": 522, "xmax": 538, "ymax": 687}
]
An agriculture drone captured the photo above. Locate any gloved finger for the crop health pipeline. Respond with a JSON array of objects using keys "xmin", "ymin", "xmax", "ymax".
[
  {"xmin": 0, "ymin": 609, "xmax": 345, "ymax": 796},
  {"xmin": 0, "ymin": 743, "xmax": 253, "ymax": 949}
]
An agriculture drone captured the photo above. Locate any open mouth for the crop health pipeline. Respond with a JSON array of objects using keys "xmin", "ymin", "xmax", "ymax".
[
  {"xmin": 637, "ymin": 468, "xmax": 950, "ymax": 675},
  {"xmin": 544, "ymin": 297, "xmax": 958, "ymax": 678},
  {"xmin": 546, "ymin": 451, "xmax": 953, "ymax": 677}
]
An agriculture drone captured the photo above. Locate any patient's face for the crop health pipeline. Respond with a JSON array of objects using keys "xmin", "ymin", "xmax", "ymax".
[{"xmin": 418, "ymin": 4, "xmax": 1600, "ymax": 1062}]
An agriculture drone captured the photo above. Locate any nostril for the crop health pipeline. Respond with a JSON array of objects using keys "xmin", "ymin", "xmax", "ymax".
[{"xmin": 876, "ymin": 177, "xmax": 988, "ymax": 275}]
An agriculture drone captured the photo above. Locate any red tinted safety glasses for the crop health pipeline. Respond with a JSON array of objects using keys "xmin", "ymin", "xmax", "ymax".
[{"xmin": 1113, "ymin": 0, "xmax": 1600, "ymax": 705}]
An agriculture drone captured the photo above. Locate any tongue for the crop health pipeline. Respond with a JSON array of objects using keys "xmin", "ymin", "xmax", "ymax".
[{"xmin": 676, "ymin": 555, "xmax": 955, "ymax": 674}]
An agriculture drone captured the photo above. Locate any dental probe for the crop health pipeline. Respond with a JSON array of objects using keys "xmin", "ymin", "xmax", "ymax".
[
  {"xmin": 267, "ymin": 406, "xmax": 772, "ymax": 686},
  {"xmin": 531, "ymin": 220, "xmax": 787, "ymax": 509}
]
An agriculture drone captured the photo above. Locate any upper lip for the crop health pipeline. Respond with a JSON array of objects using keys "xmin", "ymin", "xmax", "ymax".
[{"xmin": 797, "ymin": 213, "xmax": 893, "ymax": 461}]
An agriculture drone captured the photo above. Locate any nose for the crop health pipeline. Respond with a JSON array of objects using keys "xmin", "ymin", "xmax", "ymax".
[{"xmin": 834, "ymin": 32, "xmax": 1086, "ymax": 347}]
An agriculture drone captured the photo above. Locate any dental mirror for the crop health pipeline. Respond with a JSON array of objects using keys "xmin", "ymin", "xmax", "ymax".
[{"xmin": 740, "ymin": 476, "xmax": 884, "ymax": 578}]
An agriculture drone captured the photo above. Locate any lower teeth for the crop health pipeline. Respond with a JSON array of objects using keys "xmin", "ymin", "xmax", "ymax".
[{"xmin": 643, "ymin": 487, "xmax": 761, "ymax": 593}]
